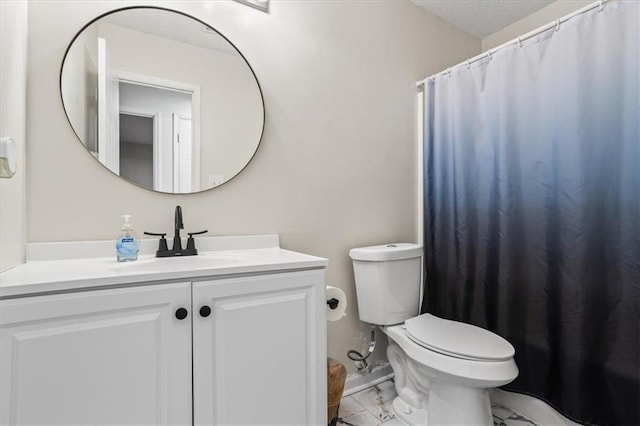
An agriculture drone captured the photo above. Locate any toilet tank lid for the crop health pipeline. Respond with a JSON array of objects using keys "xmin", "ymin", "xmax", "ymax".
[{"xmin": 349, "ymin": 243, "xmax": 423, "ymax": 261}]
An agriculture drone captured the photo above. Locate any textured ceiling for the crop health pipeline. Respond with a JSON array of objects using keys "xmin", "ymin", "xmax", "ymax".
[{"xmin": 410, "ymin": 0, "xmax": 555, "ymax": 38}]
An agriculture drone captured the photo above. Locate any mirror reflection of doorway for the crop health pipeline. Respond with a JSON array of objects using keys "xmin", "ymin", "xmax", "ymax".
[
  {"xmin": 118, "ymin": 80, "xmax": 195, "ymax": 192},
  {"xmin": 119, "ymin": 113, "xmax": 154, "ymax": 190}
]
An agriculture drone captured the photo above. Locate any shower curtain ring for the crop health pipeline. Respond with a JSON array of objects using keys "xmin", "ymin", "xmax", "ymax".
[
  {"xmin": 518, "ymin": 37, "xmax": 523, "ymax": 48},
  {"xmin": 447, "ymin": 68, "xmax": 452, "ymax": 77},
  {"xmin": 599, "ymin": 0, "xmax": 604, "ymax": 12},
  {"xmin": 487, "ymin": 49, "xmax": 493, "ymax": 61},
  {"xmin": 555, "ymin": 18, "xmax": 560, "ymax": 32},
  {"xmin": 466, "ymin": 59, "xmax": 471, "ymax": 69}
]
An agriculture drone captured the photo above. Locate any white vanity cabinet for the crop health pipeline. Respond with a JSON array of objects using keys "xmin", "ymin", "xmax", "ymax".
[
  {"xmin": 0, "ymin": 282, "xmax": 193, "ymax": 425},
  {"xmin": 193, "ymin": 270, "xmax": 326, "ymax": 425},
  {"xmin": 0, "ymin": 268, "xmax": 327, "ymax": 426}
]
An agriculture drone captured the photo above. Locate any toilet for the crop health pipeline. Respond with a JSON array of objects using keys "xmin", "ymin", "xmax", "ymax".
[{"xmin": 350, "ymin": 243, "xmax": 518, "ymax": 426}]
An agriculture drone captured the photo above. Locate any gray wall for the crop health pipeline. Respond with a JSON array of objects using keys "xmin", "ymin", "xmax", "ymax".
[{"xmin": 26, "ymin": 0, "xmax": 480, "ymax": 371}]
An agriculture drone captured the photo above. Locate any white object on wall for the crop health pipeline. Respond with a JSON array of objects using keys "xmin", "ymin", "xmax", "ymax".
[
  {"xmin": 0, "ymin": 137, "xmax": 16, "ymax": 178},
  {"xmin": 233, "ymin": 0, "xmax": 270, "ymax": 13},
  {"xmin": 207, "ymin": 174, "xmax": 225, "ymax": 188}
]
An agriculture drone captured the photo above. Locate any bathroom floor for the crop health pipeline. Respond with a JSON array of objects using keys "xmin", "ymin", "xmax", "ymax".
[{"xmin": 338, "ymin": 379, "xmax": 539, "ymax": 426}]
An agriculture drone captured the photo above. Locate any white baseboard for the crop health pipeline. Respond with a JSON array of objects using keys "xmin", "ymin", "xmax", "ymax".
[
  {"xmin": 343, "ymin": 363, "xmax": 394, "ymax": 397},
  {"xmin": 490, "ymin": 389, "xmax": 582, "ymax": 426}
]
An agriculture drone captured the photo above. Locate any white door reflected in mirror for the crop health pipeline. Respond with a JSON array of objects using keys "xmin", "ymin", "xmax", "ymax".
[{"xmin": 173, "ymin": 113, "xmax": 194, "ymax": 193}]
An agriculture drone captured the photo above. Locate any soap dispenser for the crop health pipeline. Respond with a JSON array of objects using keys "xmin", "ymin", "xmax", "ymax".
[{"xmin": 116, "ymin": 214, "xmax": 139, "ymax": 262}]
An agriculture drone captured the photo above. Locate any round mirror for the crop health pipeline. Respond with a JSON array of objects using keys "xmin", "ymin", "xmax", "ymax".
[{"xmin": 60, "ymin": 7, "xmax": 265, "ymax": 193}]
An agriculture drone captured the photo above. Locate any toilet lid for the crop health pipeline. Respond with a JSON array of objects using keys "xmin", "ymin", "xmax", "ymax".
[{"xmin": 405, "ymin": 314, "xmax": 515, "ymax": 361}]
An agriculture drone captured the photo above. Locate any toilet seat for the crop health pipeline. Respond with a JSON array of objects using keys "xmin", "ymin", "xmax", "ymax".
[
  {"xmin": 405, "ymin": 314, "xmax": 514, "ymax": 361},
  {"xmin": 383, "ymin": 323, "xmax": 519, "ymax": 388}
]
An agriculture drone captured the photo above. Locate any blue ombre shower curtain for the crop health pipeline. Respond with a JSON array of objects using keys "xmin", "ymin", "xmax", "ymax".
[{"xmin": 422, "ymin": 2, "xmax": 639, "ymax": 425}]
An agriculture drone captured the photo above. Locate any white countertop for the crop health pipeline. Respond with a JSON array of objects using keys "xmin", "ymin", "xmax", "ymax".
[{"xmin": 0, "ymin": 235, "xmax": 328, "ymax": 298}]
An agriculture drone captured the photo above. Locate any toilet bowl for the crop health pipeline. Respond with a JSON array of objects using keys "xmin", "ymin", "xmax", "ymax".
[{"xmin": 350, "ymin": 244, "xmax": 518, "ymax": 425}]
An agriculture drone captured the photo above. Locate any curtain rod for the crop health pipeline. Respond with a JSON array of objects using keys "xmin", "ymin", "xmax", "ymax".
[{"xmin": 416, "ymin": 0, "xmax": 610, "ymax": 88}]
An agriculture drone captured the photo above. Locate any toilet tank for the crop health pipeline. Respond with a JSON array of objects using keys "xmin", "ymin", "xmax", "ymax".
[{"xmin": 349, "ymin": 243, "xmax": 423, "ymax": 326}]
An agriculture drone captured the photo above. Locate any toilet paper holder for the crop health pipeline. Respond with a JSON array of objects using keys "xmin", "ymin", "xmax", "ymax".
[
  {"xmin": 326, "ymin": 286, "xmax": 347, "ymax": 321},
  {"xmin": 327, "ymin": 298, "xmax": 340, "ymax": 310}
]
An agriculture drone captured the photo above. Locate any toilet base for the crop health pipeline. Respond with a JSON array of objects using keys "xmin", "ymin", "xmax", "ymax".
[
  {"xmin": 391, "ymin": 387, "xmax": 492, "ymax": 426},
  {"xmin": 393, "ymin": 397, "xmax": 428, "ymax": 425},
  {"xmin": 428, "ymin": 381, "xmax": 493, "ymax": 425}
]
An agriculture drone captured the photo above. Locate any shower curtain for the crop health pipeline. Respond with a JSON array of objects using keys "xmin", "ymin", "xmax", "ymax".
[{"xmin": 422, "ymin": 2, "xmax": 639, "ymax": 425}]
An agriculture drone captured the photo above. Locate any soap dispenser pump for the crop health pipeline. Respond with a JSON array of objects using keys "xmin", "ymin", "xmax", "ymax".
[{"xmin": 116, "ymin": 214, "xmax": 139, "ymax": 262}]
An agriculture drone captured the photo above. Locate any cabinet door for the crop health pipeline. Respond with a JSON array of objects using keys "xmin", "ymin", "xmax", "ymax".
[
  {"xmin": 0, "ymin": 283, "xmax": 192, "ymax": 426},
  {"xmin": 193, "ymin": 270, "xmax": 326, "ymax": 425}
]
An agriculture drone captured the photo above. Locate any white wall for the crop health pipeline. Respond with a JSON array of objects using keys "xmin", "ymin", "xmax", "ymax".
[
  {"xmin": 0, "ymin": 0, "xmax": 28, "ymax": 272},
  {"xmin": 483, "ymin": 0, "xmax": 593, "ymax": 50},
  {"xmin": 27, "ymin": 0, "xmax": 480, "ymax": 372}
]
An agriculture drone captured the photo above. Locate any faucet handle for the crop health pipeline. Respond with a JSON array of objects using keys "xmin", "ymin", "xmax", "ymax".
[
  {"xmin": 144, "ymin": 232, "xmax": 167, "ymax": 237},
  {"xmin": 186, "ymin": 230, "xmax": 208, "ymax": 252},
  {"xmin": 143, "ymin": 232, "xmax": 169, "ymax": 253}
]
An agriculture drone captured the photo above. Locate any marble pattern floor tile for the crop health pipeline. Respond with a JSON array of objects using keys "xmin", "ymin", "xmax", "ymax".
[
  {"xmin": 492, "ymin": 402, "xmax": 540, "ymax": 426},
  {"xmin": 339, "ymin": 396, "xmax": 367, "ymax": 418},
  {"xmin": 378, "ymin": 417, "xmax": 405, "ymax": 426},
  {"xmin": 338, "ymin": 410, "xmax": 382, "ymax": 426},
  {"xmin": 339, "ymin": 379, "xmax": 539, "ymax": 426},
  {"xmin": 348, "ymin": 380, "xmax": 396, "ymax": 423}
]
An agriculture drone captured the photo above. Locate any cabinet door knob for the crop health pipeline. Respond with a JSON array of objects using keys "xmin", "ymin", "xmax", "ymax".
[
  {"xmin": 175, "ymin": 307, "xmax": 188, "ymax": 320},
  {"xmin": 199, "ymin": 305, "xmax": 212, "ymax": 318}
]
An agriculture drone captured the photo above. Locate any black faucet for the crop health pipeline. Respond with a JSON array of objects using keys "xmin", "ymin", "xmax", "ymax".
[{"xmin": 144, "ymin": 205, "xmax": 208, "ymax": 257}]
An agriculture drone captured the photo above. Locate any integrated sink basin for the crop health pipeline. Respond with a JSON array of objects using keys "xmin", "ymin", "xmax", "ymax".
[
  {"xmin": 110, "ymin": 252, "xmax": 246, "ymax": 273},
  {"xmin": 0, "ymin": 235, "xmax": 331, "ymax": 299}
]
